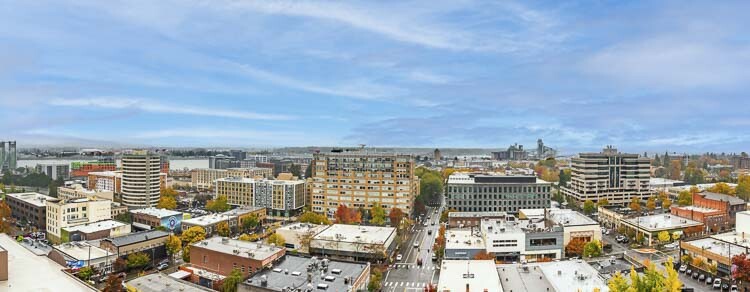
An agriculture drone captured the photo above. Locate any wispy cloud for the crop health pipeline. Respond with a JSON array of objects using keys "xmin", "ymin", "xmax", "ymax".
[{"xmin": 48, "ymin": 97, "xmax": 295, "ymax": 121}]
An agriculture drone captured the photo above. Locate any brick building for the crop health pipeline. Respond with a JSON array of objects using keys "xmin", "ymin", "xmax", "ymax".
[
  {"xmin": 99, "ymin": 230, "xmax": 169, "ymax": 259},
  {"xmin": 693, "ymin": 191, "xmax": 747, "ymax": 227},
  {"xmin": 189, "ymin": 237, "xmax": 285, "ymax": 278},
  {"xmin": 670, "ymin": 205, "xmax": 728, "ymax": 233},
  {"xmin": 5, "ymin": 192, "xmax": 54, "ymax": 231}
]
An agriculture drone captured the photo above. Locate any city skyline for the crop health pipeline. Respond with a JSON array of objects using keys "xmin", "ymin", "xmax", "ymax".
[{"xmin": 2, "ymin": 1, "xmax": 749, "ymax": 152}]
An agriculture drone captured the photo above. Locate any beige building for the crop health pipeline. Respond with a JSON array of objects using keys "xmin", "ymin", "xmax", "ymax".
[
  {"xmin": 191, "ymin": 167, "xmax": 273, "ymax": 190},
  {"xmin": 45, "ymin": 197, "xmax": 112, "ymax": 244},
  {"xmin": 562, "ymin": 146, "xmax": 651, "ymax": 205},
  {"xmin": 59, "ymin": 183, "xmax": 114, "ymax": 201},
  {"xmin": 310, "ymin": 151, "xmax": 419, "ymax": 217},
  {"xmin": 215, "ymin": 177, "xmax": 305, "ymax": 217},
  {"xmin": 121, "ymin": 150, "xmax": 162, "ymax": 208},
  {"xmin": 88, "ymin": 171, "xmax": 122, "ymax": 193}
]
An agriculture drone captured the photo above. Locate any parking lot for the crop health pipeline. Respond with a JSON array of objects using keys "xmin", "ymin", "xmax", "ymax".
[{"xmin": 676, "ymin": 263, "xmax": 736, "ymax": 292}]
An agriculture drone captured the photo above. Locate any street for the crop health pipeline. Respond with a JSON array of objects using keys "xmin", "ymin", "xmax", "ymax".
[{"xmin": 383, "ymin": 206, "xmax": 442, "ymax": 291}]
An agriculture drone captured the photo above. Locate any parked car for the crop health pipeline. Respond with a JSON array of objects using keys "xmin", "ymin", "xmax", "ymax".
[
  {"xmin": 692, "ymin": 272, "xmax": 700, "ymax": 279},
  {"xmin": 432, "ymin": 254, "xmax": 437, "ymax": 261},
  {"xmin": 699, "ymin": 274, "xmax": 706, "ymax": 281},
  {"xmin": 664, "ymin": 242, "xmax": 679, "ymax": 249},
  {"xmin": 730, "ymin": 284, "xmax": 738, "ymax": 292},
  {"xmin": 705, "ymin": 276, "xmax": 712, "ymax": 284},
  {"xmin": 722, "ymin": 283, "xmax": 730, "ymax": 290},
  {"xmin": 686, "ymin": 268, "xmax": 692, "ymax": 275},
  {"xmin": 712, "ymin": 278, "xmax": 721, "ymax": 289},
  {"xmin": 396, "ymin": 254, "xmax": 403, "ymax": 261},
  {"xmin": 679, "ymin": 265, "xmax": 688, "ymax": 273},
  {"xmin": 157, "ymin": 263, "xmax": 168, "ymax": 271}
]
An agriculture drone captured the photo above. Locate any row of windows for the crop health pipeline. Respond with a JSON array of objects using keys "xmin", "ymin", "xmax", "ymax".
[{"xmin": 448, "ymin": 185, "xmax": 550, "ymax": 193}]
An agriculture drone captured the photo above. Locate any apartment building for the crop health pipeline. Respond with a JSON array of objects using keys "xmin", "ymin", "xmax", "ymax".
[
  {"xmin": 121, "ymin": 150, "xmax": 162, "ymax": 208},
  {"xmin": 70, "ymin": 160, "xmax": 116, "ymax": 177},
  {"xmin": 88, "ymin": 171, "xmax": 122, "ymax": 193},
  {"xmin": 215, "ymin": 177, "xmax": 305, "ymax": 217},
  {"xmin": 45, "ymin": 197, "xmax": 112, "ymax": 243},
  {"xmin": 58, "ymin": 183, "xmax": 114, "ymax": 201},
  {"xmin": 445, "ymin": 173, "xmax": 552, "ymax": 214},
  {"xmin": 5, "ymin": 192, "xmax": 54, "ymax": 230},
  {"xmin": 562, "ymin": 146, "xmax": 651, "ymax": 205},
  {"xmin": 310, "ymin": 151, "xmax": 419, "ymax": 217},
  {"xmin": 191, "ymin": 168, "xmax": 273, "ymax": 190}
]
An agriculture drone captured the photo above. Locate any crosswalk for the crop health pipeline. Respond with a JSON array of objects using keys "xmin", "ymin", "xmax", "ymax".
[
  {"xmin": 392, "ymin": 264, "xmax": 437, "ymax": 270},
  {"xmin": 384, "ymin": 282, "xmax": 429, "ymax": 287}
]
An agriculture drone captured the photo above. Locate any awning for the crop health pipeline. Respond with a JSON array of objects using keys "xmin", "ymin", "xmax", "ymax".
[{"xmin": 169, "ymin": 270, "xmax": 191, "ymax": 280}]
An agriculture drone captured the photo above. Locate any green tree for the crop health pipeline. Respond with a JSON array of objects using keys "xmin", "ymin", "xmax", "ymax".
[
  {"xmin": 181, "ymin": 226, "xmax": 207, "ymax": 245},
  {"xmin": 583, "ymin": 200, "xmax": 596, "ymax": 215},
  {"xmin": 77, "ymin": 266, "xmax": 94, "ymax": 281},
  {"xmin": 166, "ymin": 235, "xmax": 182, "ymax": 262},
  {"xmin": 370, "ymin": 203, "xmax": 386, "ymax": 226},
  {"xmin": 440, "ymin": 208, "xmax": 457, "ymax": 223},
  {"xmin": 298, "ymin": 211, "xmax": 331, "ymax": 225},
  {"xmin": 737, "ymin": 175, "xmax": 750, "ymax": 201},
  {"xmin": 266, "ymin": 233, "xmax": 285, "ymax": 247},
  {"xmin": 583, "ymin": 240, "xmax": 602, "ymax": 258},
  {"xmin": 222, "ymin": 268, "xmax": 243, "ymax": 292},
  {"xmin": 217, "ymin": 221, "xmax": 231, "ymax": 237},
  {"xmin": 658, "ymin": 231, "xmax": 671, "ymax": 243},
  {"xmin": 368, "ymin": 268, "xmax": 383, "ymax": 292},
  {"xmin": 126, "ymin": 252, "xmax": 150, "ymax": 269},
  {"xmin": 677, "ymin": 190, "xmax": 693, "ymax": 206},
  {"xmin": 206, "ymin": 195, "xmax": 231, "ymax": 212},
  {"xmin": 597, "ymin": 198, "xmax": 609, "ymax": 207},
  {"xmin": 242, "ymin": 214, "xmax": 261, "ymax": 232}
]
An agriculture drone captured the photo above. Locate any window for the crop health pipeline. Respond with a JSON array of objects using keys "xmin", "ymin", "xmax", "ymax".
[{"xmin": 203, "ymin": 255, "xmax": 208, "ymax": 263}]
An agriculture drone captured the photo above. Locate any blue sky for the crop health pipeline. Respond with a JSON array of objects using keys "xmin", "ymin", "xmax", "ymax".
[{"xmin": 1, "ymin": 1, "xmax": 749, "ymax": 153}]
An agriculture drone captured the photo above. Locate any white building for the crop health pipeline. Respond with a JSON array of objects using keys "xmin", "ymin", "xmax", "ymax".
[
  {"xmin": 62, "ymin": 219, "xmax": 132, "ymax": 240},
  {"xmin": 497, "ymin": 260, "xmax": 609, "ymax": 292},
  {"xmin": 46, "ymin": 197, "xmax": 112, "ymax": 243},
  {"xmin": 88, "ymin": 171, "xmax": 121, "ymax": 193},
  {"xmin": 121, "ymin": 150, "xmax": 162, "ymax": 208},
  {"xmin": 215, "ymin": 177, "xmax": 306, "ymax": 217},
  {"xmin": 438, "ymin": 260, "xmax": 502, "ymax": 292},
  {"xmin": 534, "ymin": 208, "xmax": 603, "ymax": 248},
  {"xmin": 49, "ymin": 241, "xmax": 119, "ymax": 274},
  {"xmin": 310, "ymin": 224, "xmax": 397, "ymax": 260},
  {"xmin": 275, "ymin": 222, "xmax": 328, "ymax": 252}
]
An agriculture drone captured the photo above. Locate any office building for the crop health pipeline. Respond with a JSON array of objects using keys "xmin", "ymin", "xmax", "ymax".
[
  {"xmin": 310, "ymin": 150, "xmax": 419, "ymax": 218},
  {"xmin": 492, "ymin": 143, "xmax": 528, "ymax": 161},
  {"xmin": 58, "ymin": 183, "xmax": 114, "ymax": 201},
  {"xmin": 130, "ymin": 207, "xmax": 184, "ymax": 232},
  {"xmin": 448, "ymin": 211, "xmax": 507, "ymax": 228},
  {"xmin": 445, "ymin": 173, "xmax": 552, "ymax": 214},
  {"xmin": 5, "ymin": 192, "xmax": 54, "ymax": 231},
  {"xmin": 36, "ymin": 162, "xmax": 70, "ymax": 180},
  {"xmin": 47, "ymin": 241, "xmax": 119, "ymax": 274},
  {"xmin": 121, "ymin": 150, "xmax": 162, "ymax": 208},
  {"xmin": 0, "ymin": 141, "xmax": 16, "ymax": 172},
  {"xmin": 215, "ymin": 177, "xmax": 305, "ymax": 217},
  {"xmin": 192, "ymin": 167, "xmax": 273, "ymax": 190},
  {"xmin": 444, "ymin": 229, "xmax": 486, "ymax": 260},
  {"xmin": 519, "ymin": 208, "xmax": 602, "ymax": 249},
  {"xmin": 70, "ymin": 160, "xmax": 116, "ymax": 177},
  {"xmin": 45, "ymin": 197, "xmax": 112, "ymax": 243},
  {"xmin": 497, "ymin": 260, "xmax": 609, "ymax": 292},
  {"xmin": 670, "ymin": 205, "xmax": 729, "ymax": 233},
  {"xmin": 621, "ymin": 214, "xmax": 703, "ymax": 246},
  {"xmin": 189, "ymin": 237, "xmax": 285, "ymax": 277},
  {"xmin": 562, "ymin": 146, "xmax": 651, "ymax": 205},
  {"xmin": 434, "ymin": 148, "xmax": 442, "ymax": 161},
  {"xmin": 310, "ymin": 224, "xmax": 397, "ymax": 261},
  {"xmin": 88, "ymin": 171, "xmax": 122, "ymax": 193},
  {"xmin": 241, "ymin": 255, "xmax": 371, "ymax": 292},
  {"xmin": 481, "ymin": 216, "xmax": 564, "ymax": 262},
  {"xmin": 209, "ymin": 154, "xmax": 239, "ymax": 169}
]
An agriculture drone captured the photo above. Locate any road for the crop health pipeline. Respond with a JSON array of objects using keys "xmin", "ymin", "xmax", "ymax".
[{"xmin": 383, "ymin": 206, "xmax": 442, "ymax": 291}]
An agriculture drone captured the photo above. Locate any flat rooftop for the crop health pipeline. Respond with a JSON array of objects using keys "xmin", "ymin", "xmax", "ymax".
[
  {"xmin": 192, "ymin": 237, "xmax": 283, "ymax": 260},
  {"xmin": 623, "ymin": 214, "xmax": 703, "ymax": 232},
  {"xmin": 547, "ymin": 209, "xmax": 598, "ymax": 226},
  {"xmin": 221, "ymin": 206, "xmax": 265, "ymax": 217},
  {"xmin": 245, "ymin": 255, "xmax": 369, "ymax": 292},
  {"xmin": 88, "ymin": 170, "xmax": 121, "ymax": 177},
  {"xmin": 127, "ymin": 273, "xmax": 213, "ymax": 292},
  {"xmin": 672, "ymin": 205, "xmax": 721, "ymax": 213},
  {"xmin": 54, "ymin": 241, "xmax": 113, "ymax": 261},
  {"xmin": 5, "ymin": 192, "xmax": 56, "ymax": 207},
  {"xmin": 130, "ymin": 207, "xmax": 183, "ymax": 218},
  {"xmin": 105, "ymin": 230, "xmax": 169, "ymax": 247},
  {"xmin": 63, "ymin": 219, "xmax": 127, "ymax": 233},
  {"xmin": 447, "ymin": 172, "xmax": 548, "ymax": 184},
  {"xmin": 313, "ymin": 224, "xmax": 396, "ymax": 245},
  {"xmin": 0, "ymin": 234, "xmax": 96, "ymax": 291},
  {"xmin": 183, "ymin": 213, "xmax": 235, "ymax": 226},
  {"xmin": 498, "ymin": 260, "xmax": 609, "ymax": 292},
  {"xmin": 449, "ymin": 211, "xmax": 507, "ymax": 218},
  {"xmin": 438, "ymin": 260, "xmax": 502, "ymax": 292},
  {"xmin": 687, "ymin": 232, "xmax": 750, "ymax": 259},
  {"xmin": 277, "ymin": 222, "xmax": 327, "ymax": 233},
  {"xmin": 446, "ymin": 230, "xmax": 485, "ymax": 250}
]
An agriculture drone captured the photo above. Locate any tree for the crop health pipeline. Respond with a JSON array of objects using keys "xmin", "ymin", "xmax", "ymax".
[
  {"xmin": 738, "ymin": 175, "xmax": 750, "ymax": 201},
  {"xmin": 583, "ymin": 200, "xmax": 596, "ymax": 215},
  {"xmin": 583, "ymin": 240, "xmax": 602, "ymax": 258},
  {"xmin": 298, "ymin": 211, "xmax": 331, "ymax": 225},
  {"xmin": 709, "ymin": 182, "xmax": 736, "ymax": 196},
  {"xmin": 222, "ymin": 268, "xmax": 243, "ymax": 292},
  {"xmin": 217, "ymin": 221, "xmax": 231, "ymax": 237},
  {"xmin": 677, "ymin": 190, "xmax": 692, "ymax": 206},
  {"xmin": 266, "ymin": 233, "xmax": 285, "ymax": 247},
  {"xmin": 388, "ymin": 208, "xmax": 405, "ymax": 228},
  {"xmin": 658, "ymin": 231, "xmax": 671, "ymax": 243},
  {"xmin": 333, "ymin": 204, "xmax": 361, "ymax": 224},
  {"xmin": 77, "ymin": 266, "xmax": 94, "ymax": 281},
  {"xmin": 206, "ymin": 195, "xmax": 231, "ymax": 212},
  {"xmin": 166, "ymin": 235, "xmax": 182, "ymax": 262},
  {"xmin": 597, "ymin": 198, "xmax": 609, "ymax": 207},
  {"xmin": 239, "ymin": 233, "xmax": 260, "ymax": 242},
  {"xmin": 126, "ymin": 252, "xmax": 150, "ymax": 269},
  {"xmin": 611, "ymin": 259, "xmax": 681, "ymax": 292},
  {"xmin": 473, "ymin": 251, "xmax": 495, "ymax": 260},
  {"xmin": 368, "ymin": 268, "xmax": 383, "ymax": 292},
  {"xmin": 607, "ymin": 271, "xmax": 630, "ymax": 292},
  {"xmin": 651, "ymin": 154, "xmax": 661, "ymax": 167},
  {"xmin": 242, "ymin": 214, "xmax": 261, "ymax": 232},
  {"xmin": 0, "ymin": 200, "xmax": 12, "ymax": 233},
  {"xmin": 440, "ymin": 208, "xmax": 457, "ymax": 223},
  {"xmin": 103, "ymin": 273, "xmax": 124, "ymax": 292},
  {"xmin": 370, "ymin": 203, "xmax": 386, "ymax": 226},
  {"xmin": 664, "ymin": 257, "xmax": 682, "ymax": 292},
  {"xmin": 662, "ymin": 198, "xmax": 672, "ymax": 210},
  {"xmin": 732, "ymin": 254, "xmax": 750, "ymax": 286},
  {"xmin": 670, "ymin": 160, "xmax": 682, "ymax": 180},
  {"xmin": 289, "ymin": 164, "xmax": 302, "ymax": 178},
  {"xmin": 156, "ymin": 194, "xmax": 177, "ymax": 210},
  {"xmin": 565, "ymin": 237, "xmax": 587, "ymax": 257},
  {"xmin": 181, "ymin": 226, "xmax": 207, "ymax": 245},
  {"xmin": 629, "ymin": 197, "xmax": 641, "ymax": 212},
  {"xmin": 646, "ymin": 196, "xmax": 656, "ymax": 211},
  {"xmin": 182, "ymin": 246, "xmax": 191, "ymax": 263},
  {"xmin": 161, "ymin": 187, "xmax": 179, "ymax": 197},
  {"xmin": 113, "ymin": 257, "xmax": 127, "ymax": 273}
]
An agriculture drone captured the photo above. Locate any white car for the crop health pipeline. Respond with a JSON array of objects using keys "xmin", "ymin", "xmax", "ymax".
[
  {"xmin": 678, "ymin": 265, "xmax": 687, "ymax": 273},
  {"xmin": 396, "ymin": 254, "xmax": 403, "ymax": 261},
  {"xmin": 663, "ymin": 242, "xmax": 679, "ymax": 249}
]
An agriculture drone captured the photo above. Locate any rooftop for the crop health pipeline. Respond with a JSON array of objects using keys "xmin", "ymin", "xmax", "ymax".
[
  {"xmin": 54, "ymin": 241, "xmax": 114, "ymax": 261},
  {"xmin": 438, "ymin": 260, "xmax": 503, "ymax": 292},
  {"xmin": 622, "ymin": 214, "xmax": 702, "ymax": 232},
  {"xmin": 130, "ymin": 207, "xmax": 183, "ymax": 218},
  {"xmin": 127, "ymin": 273, "xmax": 214, "ymax": 292},
  {"xmin": 446, "ymin": 230, "xmax": 485, "ymax": 250},
  {"xmin": 701, "ymin": 192, "xmax": 746, "ymax": 205},
  {"xmin": 547, "ymin": 209, "xmax": 598, "ymax": 226},
  {"xmin": 447, "ymin": 172, "xmax": 548, "ymax": 184},
  {"xmin": 191, "ymin": 237, "xmax": 284, "ymax": 260},
  {"xmin": 498, "ymin": 260, "xmax": 609, "ymax": 292},
  {"xmin": 88, "ymin": 170, "xmax": 121, "ymax": 177},
  {"xmin": 183, "ymin": 213, "xmax": 236, "ymax": 226},
  {"xmin": 313, "ymin": 224, "xmax": 396, "ymax": 245},
  {"xmin": 221, "ymin": 206, "xmax": 265, "ymax": 217},
  {"xmin": 105, "ymin": 230, "xmax": 169, "ymax": 247},
  {"xmin": 0, "ymin": 234, "xmax": 96, "ymax": 291},
  {"xmin": 245, "ymin": 255, "xmax": 370, "ymax": 292},
  {"xmin": 449, "ymin": 211, "xmax": 507, "ymax": 219},
  {"xmin": 682, "ymin": 234, "xmax": 748, "ymax": 260},
  {"xmin": 63, "ymin": 219, "xmax": 128, "ymax": 234},
  {"xmin": 671, "ymin": 205, "xmax": 721, "ymax": 214},
  {"xmin": 277, "ymin": 222, "xmax": 328, "ymax": 233},
  {"xmin": 649, "ymin": 177, "xmax": 685, "ymax": 186},
  {"xmin": 5, "ymin": 192, "xmax": 56, "ymax": 207},
  {"xmin": 217, "ymin": 177, "xmax": 304, "ymax": 184}
]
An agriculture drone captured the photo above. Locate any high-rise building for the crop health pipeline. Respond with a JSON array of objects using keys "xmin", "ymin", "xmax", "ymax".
[
  {"xmin": 215, "ymin": 177, "xmax": 306, "ymax": 217},
  {"xmin": 208, "ymin": 154, "xmax": 238, "ymax": 169},
  {"xmin": 0, "ymin": 141, "xmax": 16, "ymax": 172},
  {"xmin": 562, "ymin": 146, "xmax": 651, "ymax": 205},
  {"xmin": 445, "ymin": 173, "xmax": 552, "ymax": 214},
  {"xmin": 121, "ymin": 150, "xmax": 162, "ymax": 208},
  {"xmin": 310, "ymin": 150, "xmax": 419, "ymax": 217},
  {"xmin": 491, "ymin": 143, "xmax": 528, "ymax": 161},
  {"xmin": 434, "ymin": 148, "xmax": 442, "ymax": 161}
]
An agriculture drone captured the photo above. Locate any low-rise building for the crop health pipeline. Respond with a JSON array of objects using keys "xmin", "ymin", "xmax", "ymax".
[
  {"xmin": 445, "ymin": 229, "xmax": 486, "ymax": 260},
  {"xmin": 497, "ymin": 260, "xmax": 609, "ymax": 292},
  {"xmin": 215, "ymin": 177, "xmax": 306, "ymax": 217},
  {"xmin": 275, "ymin": 223, "xmax": 328, "ymax": 252},
  {"xmin": 240, "ymin": 255, "xmax": 371, "ymax": 292},
  {"xmin": 99, "ymin": 230, "xmax": 169, "ymax": 259},
  {"xmin": 438, "ymin": 260, "xmax": 502, "ymax": 292},
  {"xmin": 693, "ymin": 191, "xmax": 747, "ymax": 227},
  {"xmin": 130, "ymin": 207, "xmax": 184, "ymax": 233},
  {"xmin": 36, "ymin": 162, "xmax": 70, "ymax": 180},
  {"xmin": 45, "ymin": 197, "xmax": 112, "ymax": 243},
  {"xmin": 58, "ymin": 183, "xmax": 114, "ymax": 201},
  {"xmin": 310, "ymin": 224, "xmax": 397, "ymax": 261},
  {"xmin": 87, "ymin": 171, "xmax": 122, "ymax": 193},
  {"xmin": 6, "ymin": 192, "xmax": 54, "ymax": 231},
  {"xmin": 481, "ymin": 217, "xmax": 564, "ymax": 262},
  {"xmin": 597, "ymin": 205, "xmax": 637, "ymax": 229},
  {"xmin": 221, "ymin": 206, "xmax": 267, "ymax": 229},
  {"xmin": 189, "ymin": 237, "xmax": 285, "ymax": 278},
  {"xmin": 679, "ymin": 211, "xmax": 750, "ymax": 276},
  {"xmin": 48, "ymin": 241, "xmax": 119, "ymax": 274},
  {"xmin": 127, "ymin": 273, "xmax": 214, "ymax": 292},
  {"xmin": 182, "ymin": 207, "xmax": 266, "ymax": 236},
  {"xmin": 670, "ymin": 205, "xmax": 729, "ymax": 233},
  {"xmin": 621, "ymin": 214, "xmax": 703, "ymax": 246},
  {"xmin": 62, "ymin": 220, "xmax": 131, "ymax": 242},
  {"xmin": 541, "ymin": 209, "xmax": 603, "ymax": 248},
  {"xmin": 448, "ymin": 211, "xmax": 507, "ymax": 228},
  {"xmin": 191, "ymin": 168, "xmax": 273, "ymax": 190}
]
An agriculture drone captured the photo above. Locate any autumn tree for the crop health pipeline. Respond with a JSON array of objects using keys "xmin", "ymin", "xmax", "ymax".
[
  {"xmin": 242, "ymin": 214, "xmax": 261, "ymax": 232},
  {"xmin": 334, "ymin": 204, "xmax": 361, "ymax": 224},
  {"xmin": 662, "ymin": 198, "xmax": 672, "ymax": 210},
  {"xmin": 670, "ymin": 160, "xmax": 682, "ymax": 180},
  {"xmin": 206, "ymin": 195, "xmax": 231, "ymax": 212},
  {"xmin": 126, "ymin": 252, "xmax": 150, "ymax": 269},
  {"xmin": 165, "ymin": 235, "xmax": 182, "ymax": 264},
  {"xmin": 473, "ymin": 251, "xmax": 495, "ymax": 260},
  {"xmin": 157, "ymin": 194, "xmax": 177, "ymax": 210},
  {"xmin": 732, "ymin": 254, "xmax": 750, "ymax": 287},
  {"xmin": 181, "ymin": 226, "xmax": 207, "ymax": 246},
  {"xmin": 583, "ymin": 200, "xmax": 596, "ymax": 215},
  {"xmin": 113, "ymin": 257, "xmax": 127, "ymax": 273},
  {"xmin": 565, "ymin": 237, "xmax": 587, "ymax": 257},
  {"xmin": 368, "ymin": 268, "xmax": 383, "ymax": 292},
  {"xmin": 658, "ymin": 231, "xmax": 671, "ymax": 243},
  {"xmin": 607, "ymin": 271, "xmax": 630, "ymax": 292},
  {"xmin": 388, "ymin": 207, "xmax": 405, "ymax": 228},
  {"xmin": 597, "ymin": 198, "xmax": 609, "ymax": 207},
  {"xmin": 440, "ymin": 208, "xmax": 457, "ymax": 223},
  {"xmin": 709, "ymin": 182, "xmax": 736, "ymax": 196},
  {"xmin": 629, "ymin": 197, "xmax": 641, "ymax": 212},
  {"xmin": 583, "ymin": 240, "xmax": 602, "ymax": 258},
  {"xmin": 266, "ymin": 233, "xmax": 285, "ymax": 247},
  {"xmin": 646, "ymin": 196, "xmax": 656, "ymax": 211},
  {"xmin": 161, "ymin": 187, "xmax": 179, "ymax": 197},
  {"xmin": 737, "ymin": 175, "xmax": 750, "ymax": 201},
  {"xmin": 239, "ymin": 233, "xmax": 260, "ymax": 242},
  {"xmin": 0, "ymin": 200, "xmax": 12, "ymax": 233},
  {"xmin": 103, "ymin": 273, "xmax": 124, "ymax": 292},
  {"xmin": 677, "ymin": 190, "xmax": 692, "ymax": 206},
  {"xmin": 370, "ymin": 203, "xmax": 386, "ymax": 226},
  {"xmin": 298, "ymin": 211, "xmax": 331, "ymax": 225}
]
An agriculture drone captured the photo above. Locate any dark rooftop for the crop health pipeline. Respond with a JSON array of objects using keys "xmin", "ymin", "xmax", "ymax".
[
  {"xmin": 702, "ymin": 192, "xmax": 745, "ymax": 205},
  {"xmin": 106, "ymin": 230, "xmax": 169, "ymax": 247},
  {"xmin": 245, "ymin": 255, "xmax": 369, "ymax": 292}
]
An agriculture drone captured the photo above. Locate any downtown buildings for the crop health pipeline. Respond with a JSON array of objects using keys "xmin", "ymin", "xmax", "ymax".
[
  {"xmin": 121, "ymin": 150, "xmax": 162, "ymax": 208},
  {"xmin": 562, "ymin": 146, "xmax": 651, "ymax": 205},
  {"xmin": 191, "ymin": 167, "xmax": 273, "ymax": 190},
  {"xmin": 445, "ymin": 173, "xmax": 552, "ymax": 214},
  {"xmin": 309, "ymin": 150, "xmax": 419, "ymax": 217},
  {"xmin": 215, "ymin": 176, "xmax": 305, "ymax": 217},
  {"xmin": 0, "ymin": 141, "xmax": 16, "ymax": 173}
]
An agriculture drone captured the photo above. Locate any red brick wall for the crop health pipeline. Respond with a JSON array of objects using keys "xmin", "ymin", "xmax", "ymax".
[
  {"xmin": 693, "ymin": 193, "xmax": 729, "ymax": 212},
  {"xmin": 670, "ymin": 206, "xmax": 729, "ymax": 232},
  {"xmin": 189, "ymin": 244, "xmax": 285, "ymax": 278}
]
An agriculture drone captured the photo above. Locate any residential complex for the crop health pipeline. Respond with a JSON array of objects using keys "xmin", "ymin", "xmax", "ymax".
[
  {"xmin": 121, "ymin": 150, "xmax": 162, "ymax": 208},
  {"xmin": 215, "ymin": 177, "xmax": 306, "ymax": 217},
  {"xmin": 562, "ymin": 146, "xmax": 651, "ymax": 204},
  {"xmin": 191, "ymin": 167, "xmax": 273, "ymax": 190},
  {"xmin": 58, "ymin": 183, "xmax": 114, "ymax": 201},
  {"xmin": 45, "ymin": 196, "xmax": 112, "ymax": 243},
  {"xmin": 310, "ymin": 151, "xmax": 419, "ymax": 217},
  {"xmin": 70, "ymin": 160, "xmax": 116, "ymax": 177},
  {"xmin": 445, "ymin": 173, "xmax": 552, "ymax": 214}
]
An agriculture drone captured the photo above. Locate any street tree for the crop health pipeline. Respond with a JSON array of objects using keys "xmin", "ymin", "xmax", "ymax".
[
  {"xmin": 242, "ymin": 214, "xmax": 261, "ymax": 232},
  {"xmin": 583, "ymin": 240, "xmax": 602, "ymax": 258},
  {"xmin": 565, "ymin": 238, "xmax": 586, "ymax": 257},
  {"xmin": 181, "ymin": 226, "xmax": 207, "ymax": 245},
  {"xmin": 165, "ymin": 235, "xmax": 182, "ymax": 263},
  {"xmin": 217, "ymin": 221, "xmax": 231, "ymax": 237},
  {"xmin": 298, "ymin": 211, "xmax": 331, "ymax": 225},
  {"xmin": 473, "ymin": 251, "xmax": 494, "ymax": 260},
  {"xmin": 222, "ymin": 268, "xmax": 243, "ymax": 292},
  {"xmin": 737, "ymin": 175, "xmax": 750, "ymax": 201},
  {"xmin": 646, "ymin": 196, "xmax": 656, "ymax": 211},
  {"xmin": 206, "ymin": 195, "xmax": 231, "ymax": 212},
  {"xmin": 266, "ymin": 233, "xmax": 285, "ymax": 247},
  {"xmin": 629, "ymin": 197, "xmax": 641, "ymax": 212},
  {"xmin": 126, "ymin": 252, "xmax": 150, "ymax": 269},
  {"xmin": 157, "ymin": 194, "xmax": 177, "ymax": 210},
  {"xmin": 388, "ymin": 207, "xmax": 405, "ymax": 228},
  {"xmin": 583, "ymin": 200, "xmax": 596, "ymax": 215},
  {"xmin": 370, "ymin": 203, "xmax": 386, "ymax": 226},
  {"xmin": 658, "ymin": 231, "xmax": 671, "ymax": 243},
  {"xmin": 597, "ymin": 198, "xmax": 609, "ymax": 207}
]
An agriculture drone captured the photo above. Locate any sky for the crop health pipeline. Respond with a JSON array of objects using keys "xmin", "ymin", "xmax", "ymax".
[{"xmin": 1, "ymin": 0, "xmax": 749, "ymax": 153}]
